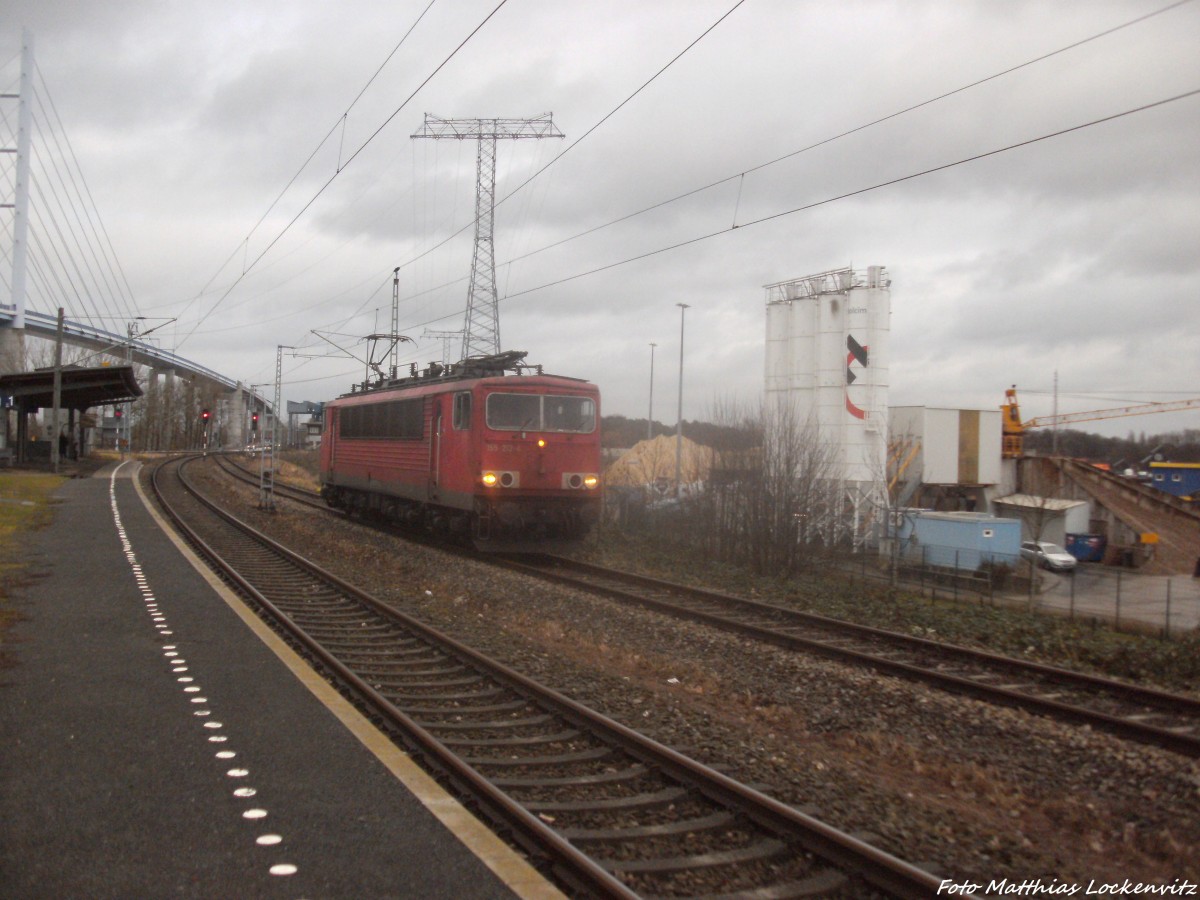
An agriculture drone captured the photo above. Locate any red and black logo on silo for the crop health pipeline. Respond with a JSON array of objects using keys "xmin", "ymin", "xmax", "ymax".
[{"xmin": 845, "ymin": 335, "xmax": 868, "ymax": 420}]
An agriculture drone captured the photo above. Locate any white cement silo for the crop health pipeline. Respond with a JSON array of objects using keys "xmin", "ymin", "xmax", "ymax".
[{"xmin": 764, "ymin": 266, "xmax": 891, "ymax": 541}]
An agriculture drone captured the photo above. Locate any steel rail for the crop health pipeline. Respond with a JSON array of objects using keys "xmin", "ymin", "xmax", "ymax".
[
  {"xmin": 206, "ymin": 455, "xmax": 1200, "ymax": 756},
  {"xmin": 153, "ymin": 455, "xmax": 637, "ymax": 899},
  {"xmin": 210, "ymin": 452, "xmax": 329, "ymax": 511},
  {"xmin": 153, "ymin": 455, "xmax": 946, "ymax": 898},
  {"xmin": 505, "ymin": 556, "xmax": 1200, "ymax": 758}
]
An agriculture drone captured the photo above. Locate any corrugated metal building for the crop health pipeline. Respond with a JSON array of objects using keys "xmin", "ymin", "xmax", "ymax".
[{"xmin": 889, "ymin": 406, "xmax": 1002, "ymax": 512}]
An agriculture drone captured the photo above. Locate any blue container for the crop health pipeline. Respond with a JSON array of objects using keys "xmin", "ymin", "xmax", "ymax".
[
  {"xmin": 904, "ymin": 512, "xmax": 1022, "ymax": 571},
  {"xmin": 1065, "ymin": 533, "xmax": 1106, "ymax": 562}
]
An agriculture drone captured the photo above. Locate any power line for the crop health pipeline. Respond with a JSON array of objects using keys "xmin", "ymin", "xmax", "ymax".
[
  {"xmin": 493, "ymin": 0, "xmax": 748, "ymax": 211},
  {"xmin": 171, "ymin": 1, "xmax": 1195, "ymax": 369},
  {"xmin": 176, "ymin": 0, "xmax": 509, "ymax": 351},
  {"xmin": 393, "ymin": 0, "xmax": 748, "ymax": 278},
  {"xmin": 500, "ymin": 0, "xmax": 1198, "ymax": 270},
  {"xmin": 189, "ymin": 0, "xmax": 440, "ymax": 303},
  {"xmin": 499, "ymin": 89, "xmax": 1200, "ymax": 301},
  {"xmin": 387, "ymin": 0, "xmax": 1193, "ymax": 310}
]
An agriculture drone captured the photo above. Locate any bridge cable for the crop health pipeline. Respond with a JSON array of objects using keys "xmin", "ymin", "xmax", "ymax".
[{"xmin": 34, "ymin": 66, "xmax": 138, "ymax": 318}]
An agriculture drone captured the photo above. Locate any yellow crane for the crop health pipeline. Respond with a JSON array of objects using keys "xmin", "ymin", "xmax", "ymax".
[{"xmin": 1001, "ymin": 387, "xmax": 1200, "ymax": 458}]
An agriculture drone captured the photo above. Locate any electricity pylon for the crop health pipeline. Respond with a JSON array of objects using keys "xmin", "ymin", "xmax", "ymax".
[
  {"xmin": 412, "ymin": 114, "xmax": 563, "ymax": 360},
  {"xmin": 423, "ymin": 329, "xmax": 465, "ymax": 367}
]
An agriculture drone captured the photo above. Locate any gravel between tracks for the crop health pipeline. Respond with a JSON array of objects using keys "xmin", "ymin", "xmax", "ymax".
[{"xmin": 182, "ymin": 460, "xmax": 1200, "ymax": 889}]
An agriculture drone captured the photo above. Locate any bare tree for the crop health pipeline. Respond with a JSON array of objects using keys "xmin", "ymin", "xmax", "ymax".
[{"xmin": 690, "ymin": 397, "xmax": 840, "ymax": 575}]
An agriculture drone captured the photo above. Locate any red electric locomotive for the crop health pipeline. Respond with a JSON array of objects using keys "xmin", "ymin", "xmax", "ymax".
[{"xmin": 319, "ymin": 351, "xmax": 601, "ymax": 549}]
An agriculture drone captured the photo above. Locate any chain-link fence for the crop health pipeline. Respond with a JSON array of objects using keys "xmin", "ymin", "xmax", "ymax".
[
  {"xmin": 839, "ymin": 543, "xmax": 1025, "ymax": 603},
  {"xmin": 601, "ymin": 498, "xmax": 1200, "ymax": 638},
  {"xmin": 837, "ymin": 542, "xmax": 1200, "ymax": 638},
  {"xmin": 1034, "ymin": 567, "xmax": 1200, "ymax": 638}
]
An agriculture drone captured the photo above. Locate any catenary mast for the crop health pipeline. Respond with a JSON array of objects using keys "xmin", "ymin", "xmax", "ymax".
[{"xmin": 412, "ymin": 114, "xmax": 563, "ymax": 360}]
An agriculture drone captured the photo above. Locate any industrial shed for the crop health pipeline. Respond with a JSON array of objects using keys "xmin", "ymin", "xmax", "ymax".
[
  {"xmin": 888, "ymin": 406, "xmax": 1003, "ymax": 512},
  {"xmin": 991, "ymin": 494, "xmax": 1091, "ymax": 546}
]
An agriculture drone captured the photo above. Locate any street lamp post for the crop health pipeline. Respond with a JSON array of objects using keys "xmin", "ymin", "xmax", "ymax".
[
  {"xmin": 674, "ymin": 303, "xmax": 689, "ymax": 499},
  {"xmin": 647, "ymin": 342, "xmax": 657, "ymax": 442}
]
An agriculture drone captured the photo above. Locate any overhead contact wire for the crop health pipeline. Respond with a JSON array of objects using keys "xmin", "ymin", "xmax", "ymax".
[
  {"xmin": 394, "ymin": 0, "xmax": 1194, "ymax": 307},
  {"xmin": 176, "ymin": 0, "xmax": 508, "ymax": 350},
  {"xmin": 390, "ymin": 0, "xmax": 749, "ymax": 278},
  {"xmin": 503, "ymin": 0, "xmax": 1197, "ymax": 266},
  {"xmin": 501, "ymin": 89, "xmax": 1200, "ymax": 300},
  {"xmin": 191, "ymin": 0, "xmax": 439, "ymax": 303}
]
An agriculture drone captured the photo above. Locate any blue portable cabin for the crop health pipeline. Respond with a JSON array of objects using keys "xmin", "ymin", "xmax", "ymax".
[
  {"xmin": 1148, "ymin": 462, "xmax": 1200, "ymax": 501},
  {"xmin": 900, "ymin": 511, "xmax": 1022, "ymax": 571}
]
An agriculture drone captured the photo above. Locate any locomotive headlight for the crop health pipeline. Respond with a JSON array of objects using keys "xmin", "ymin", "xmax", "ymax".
[
  {"xmin": 482, "ymin": 471, "xmax": 518, "ymax": 488},
  {"xmin": 481, "ymin": 472, "xmax": 498, "ymax": 487},
  {"xmin": 563, "ymin": 473, "xmax": 600, "ymax": 490},
  {"xmin": 537, "ymin": 438, "xmax": 546, "ymax": 448}
]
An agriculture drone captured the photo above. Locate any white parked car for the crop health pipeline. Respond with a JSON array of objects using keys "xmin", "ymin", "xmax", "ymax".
[{"xmin": 1021, "ymin": 540, "xmax": 1077, "ymax": 573}]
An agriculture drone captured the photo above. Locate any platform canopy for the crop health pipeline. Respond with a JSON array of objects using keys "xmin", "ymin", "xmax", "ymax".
[{"xmin": 0, "ymin": 365, "xmax": 142, "ymax": 411}]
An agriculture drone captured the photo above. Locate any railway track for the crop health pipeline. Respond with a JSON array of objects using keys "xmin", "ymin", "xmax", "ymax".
[
  {"xmin": 212, "ymin": 451, "xmax": 329, "ymax": 511},
  {"xmin": 500, "ymin": 556, "xmax": 1200, "ymax": 758},
  {"xmin": 210, "ymin": 452, "xmax": 1200, "ymax": 758},
  {"xmin": 154, "ymin": 454, "xmax": 943, "ymax": 898}
]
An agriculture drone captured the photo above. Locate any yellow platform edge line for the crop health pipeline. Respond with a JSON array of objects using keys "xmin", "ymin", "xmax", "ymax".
[{"xmin": 130, "ymin": 462, "xmax": 566, "ymax": 900}]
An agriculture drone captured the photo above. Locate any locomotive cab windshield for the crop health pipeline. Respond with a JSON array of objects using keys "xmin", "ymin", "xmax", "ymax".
[{"xmin": 485, "ymin": 393, "xmax": 596, "ymax": 433}]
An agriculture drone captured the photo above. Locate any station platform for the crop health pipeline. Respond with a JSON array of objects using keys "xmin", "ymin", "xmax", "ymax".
[{"xmin": 0, "ymin": 460, "xmax": 562, "ymax": 899}]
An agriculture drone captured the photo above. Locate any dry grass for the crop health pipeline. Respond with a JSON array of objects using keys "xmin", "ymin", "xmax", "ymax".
[
  {"xmin": 0, "ymin": 471, "xmax": 63, "ymax": 551},
  {"xmin": 277, "ymin": 450, "xmax": 321, "ymax": 491},
  {"xmin": 570, "ymin": 526, "xmax": 1200, "ymax": 693},
  {"xmin": 0, "ymin": 471, "xmax": 65, "ymax": 666}
]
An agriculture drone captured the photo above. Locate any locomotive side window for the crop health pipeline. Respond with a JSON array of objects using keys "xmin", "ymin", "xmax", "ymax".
[
  {"xmin": 393, "ymin": 399, "xmax": 424, "ymax": 438},
  {"xmin": 452, "ymin": 392, "xmax": 472, "ymax": 430},
  {"xmin": 485, "ymin": 393, "xmax": 596, "ymax": 433},
  {"xmin": 340, "ymin": 398, "xmax": 424, "ymax": 440}
]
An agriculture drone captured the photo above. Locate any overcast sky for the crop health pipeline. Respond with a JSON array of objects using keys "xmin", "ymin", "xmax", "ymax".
[{"xmin": 2, "ymin": 0, "xmax": 1198, "ymax": 438}]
